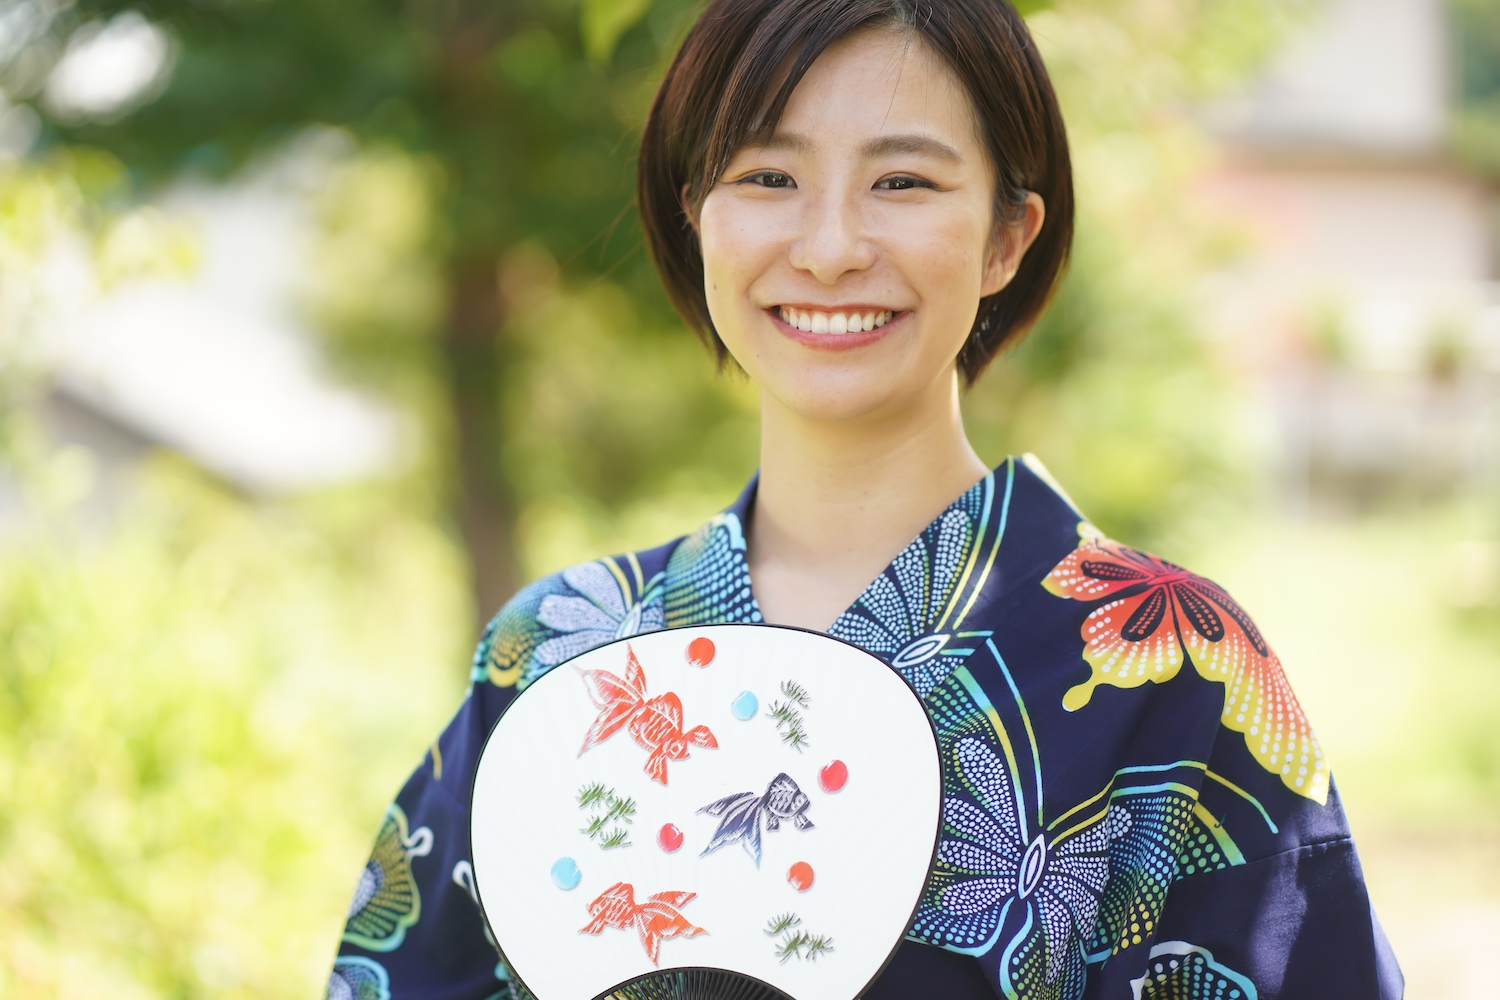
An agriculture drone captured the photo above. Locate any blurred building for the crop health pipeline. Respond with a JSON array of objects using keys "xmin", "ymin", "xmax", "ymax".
[
  {"xmin": 1199, "ymin": 0, "xmax": 1498, "ymax": 509},
  {"xmin": 1, "ymin": 140, "xmax": 400, "ymax": 537}
]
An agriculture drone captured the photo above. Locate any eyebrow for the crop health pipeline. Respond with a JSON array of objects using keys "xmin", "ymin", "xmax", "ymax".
[
  {"xmin": 745, "ymin": 132, "xmax": 811, "ymax": 154},
  {"xmin": 861, "ymin": 133, "xmax": 963, "ymax": 162},
  {"xmin": 743, "ymin": 131, "xmax": 963, "ymax": 162}
]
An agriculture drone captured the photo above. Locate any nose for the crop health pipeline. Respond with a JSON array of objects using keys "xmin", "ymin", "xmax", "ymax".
[{"xmin": 788, "ymin": 186, "xmax": 876, "ymax": 284}]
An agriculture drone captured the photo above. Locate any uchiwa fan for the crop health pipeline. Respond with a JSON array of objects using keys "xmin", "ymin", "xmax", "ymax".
[{"xmin": 470, "ymin": 624, "xmax": 942, "ymax": 1000}]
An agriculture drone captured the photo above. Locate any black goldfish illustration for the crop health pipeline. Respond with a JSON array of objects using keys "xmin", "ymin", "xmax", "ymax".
[{"xmin": 698, "ymin": 773, "xmax": 814, "ymax": 867}]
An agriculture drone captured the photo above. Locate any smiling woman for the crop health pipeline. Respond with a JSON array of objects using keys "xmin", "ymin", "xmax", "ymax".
[
  {"xmin": 331, "ymin": 1, "xmax": 1403, "ymax": 998},
  {"xmin": 636, "ymin": 6, "xmax": 1068, "ymax": 632}
]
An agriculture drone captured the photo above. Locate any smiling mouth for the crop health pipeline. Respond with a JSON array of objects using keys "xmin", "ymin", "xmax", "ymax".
[{"xmin": 775, "ymin": 306, "xmax": 897, "ymax": 334}]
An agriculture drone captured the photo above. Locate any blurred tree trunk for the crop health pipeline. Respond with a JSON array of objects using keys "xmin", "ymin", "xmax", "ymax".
[{"xmin": 444, "ymin": 259, "xmax": 520, "ymax": 623}]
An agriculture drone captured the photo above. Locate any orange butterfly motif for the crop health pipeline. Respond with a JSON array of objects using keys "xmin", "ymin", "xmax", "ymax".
[{"xmin": 1043, "ymin": 525, "xmax": 1327, "ymax": 803}]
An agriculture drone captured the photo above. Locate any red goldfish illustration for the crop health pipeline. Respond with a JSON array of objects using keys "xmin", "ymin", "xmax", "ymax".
[
  {"xmin": 579, "ymin": 882, "xmax": 707, "ymax": 965},
  {"xmin": 577, "ymin": 645, "xmax": 717, "ymax": 784}
]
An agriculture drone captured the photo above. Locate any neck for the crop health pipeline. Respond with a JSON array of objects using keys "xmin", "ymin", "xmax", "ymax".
[{"xmin": 747, "ymin": 369, "xmax": 989, "ymax": 631}]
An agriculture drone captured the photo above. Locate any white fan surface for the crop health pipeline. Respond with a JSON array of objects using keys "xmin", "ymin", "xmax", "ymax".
[{"xmin": 471, "ymin": 624, "xmax": 941, "ymax": 1000}]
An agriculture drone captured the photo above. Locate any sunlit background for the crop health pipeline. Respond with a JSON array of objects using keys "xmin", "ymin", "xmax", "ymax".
[{"xmin": 1, "ymin": 0, "xmax": 1497, "ymax": 995}]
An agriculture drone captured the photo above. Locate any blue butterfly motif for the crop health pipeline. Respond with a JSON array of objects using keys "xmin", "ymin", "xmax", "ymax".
[
  {"xmin": 924, "ymin": 734, "xmax": 1127, "ymax": 996},
  {"xmin": 909, "ymin": 654, "xmax": 1212, "ymax": 999}
]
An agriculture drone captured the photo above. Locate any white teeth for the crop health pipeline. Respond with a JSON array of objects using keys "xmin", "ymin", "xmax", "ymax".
[{"xmin": 779, "ymin": 308, "xmax": 897, "ymax": 333}]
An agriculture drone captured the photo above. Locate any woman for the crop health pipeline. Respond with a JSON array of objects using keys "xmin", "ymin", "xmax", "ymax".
[{"xmin": 330, "ymin": 0, "xmax": 1403, "ymax": 997}]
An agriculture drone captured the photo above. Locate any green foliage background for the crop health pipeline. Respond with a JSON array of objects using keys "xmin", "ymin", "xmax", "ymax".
[
  {"xmin": 10, "ymin": 0, "xmax": 1491, "ymax": 995},
  {"xmin": 1453, "ymin": 0, "xmax": 1500, "ymax": 177}
]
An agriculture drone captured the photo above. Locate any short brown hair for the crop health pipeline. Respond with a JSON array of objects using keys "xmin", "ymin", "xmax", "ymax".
[{"xmin": 637, "ymin": 0, "xmax": 1074, "ymax": 385}]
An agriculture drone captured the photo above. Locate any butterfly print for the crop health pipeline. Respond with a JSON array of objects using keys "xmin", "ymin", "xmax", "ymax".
[
  {"xmin": 577, "ymin": 645, "xmax": 718, "ymax": 784},
  {"xmin": 1043, "ymin": 528, "xmax": 1326, "ymax": 803},
  {"xmin": 932, "ymin": 735, "xmax": 1127, "ymax": 993},
  {"xmin": 1130, "ymin": 941, "xmax": 1259, "ymax": 999},
  {"xmin": 327, "ymin": 956, "xmax": 390, "ymax": 1000},
  {"xmin": 579, "ymin": 882, "xmax": 707, "ymax": 965},
  {"xmin": 341, "ymin": 804, "xmax": 432, "ymax": 952},
  {"xmin": 909, "ymin": 664, "xmax": 1211, "ymax": 999}
]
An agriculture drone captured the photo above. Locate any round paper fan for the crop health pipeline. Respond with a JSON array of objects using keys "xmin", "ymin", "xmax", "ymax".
[{"xmin": 470, "ymin": 624, "xmax": 942, "ymax": 1000}]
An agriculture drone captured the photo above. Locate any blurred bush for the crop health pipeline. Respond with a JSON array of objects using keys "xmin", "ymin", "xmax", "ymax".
[{"xmin": 0, "ymin": 457, "xmax": 470, "ymax": 997}]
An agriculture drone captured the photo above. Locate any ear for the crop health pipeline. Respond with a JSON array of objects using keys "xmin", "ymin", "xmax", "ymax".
[
  {"xmin": 681, "ymin": 182, "xmax": 701, "ymax": 233},
  {"xmin": 980, "ymin": 192, "xmax": 1045, "ymax": 298}
]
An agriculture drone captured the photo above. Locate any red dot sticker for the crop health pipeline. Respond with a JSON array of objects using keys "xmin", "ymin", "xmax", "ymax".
[
  {"xmin": 787, "ymin": 862, "xmax": 815, "ymax": 892},
  {"xmin": 819, "ymin": 759, "xmax": 848, "ymax": 793},
  {"xmin": 686, "ymin": 637, "xmax": 716, "ymax": 667},
  {"xmin": 657, "ymin": 823, "xmax": 684, "ymax": 853}
]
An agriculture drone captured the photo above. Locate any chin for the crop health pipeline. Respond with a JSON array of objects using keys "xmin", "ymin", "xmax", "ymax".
[{"xmin": 766, "ymin": 368, "xmax": 925, "ymax": 423}]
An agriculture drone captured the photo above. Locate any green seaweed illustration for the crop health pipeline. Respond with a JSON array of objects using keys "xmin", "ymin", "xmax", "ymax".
[
  {"xmin": 765, "ymin": 680, "xmax": 812, "ymax": 751},
  {"xmin": 578, "ymin": 782, "xmax": 635, "ymax": 849},
  {"xmin": 764, "ymin": 912, "xmax": 834, "ymax": 963}
]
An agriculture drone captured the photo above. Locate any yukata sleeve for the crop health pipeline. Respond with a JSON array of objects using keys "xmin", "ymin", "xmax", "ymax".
[
  {"xmin": 328, "ymin": 602, "xmax": 538, "ymax": 1000},
  {"xmin": 1037, "ymin": 528, "xmax": 1405, "ymax": 1000},
  {"xmin": 1092, "ymin": 773, "xmax": 1404, "ymax": 1000},
  {"xmin": 1142, "ymin": 815, "xmax": 1404, "ymax": 1000}
]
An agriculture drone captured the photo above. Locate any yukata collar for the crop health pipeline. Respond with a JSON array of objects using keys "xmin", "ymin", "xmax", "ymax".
[{"xmin": 662, "ymin": 461, "xmax": 1017, "ymax": 648}]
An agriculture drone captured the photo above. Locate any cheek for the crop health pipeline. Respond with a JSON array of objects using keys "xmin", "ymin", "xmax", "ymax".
[
  {"xmin": 698, "ymin": 197, "xmax": 778, "ymax": 294},
  {"xmin": 891, "ymin": 206, "xmax": 991, "ymax": 299}
]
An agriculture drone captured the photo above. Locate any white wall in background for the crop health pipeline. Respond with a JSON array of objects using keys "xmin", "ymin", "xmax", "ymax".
[{"xmin": 39, "ymin": 134, "xmax": 402, "ymax": 495}]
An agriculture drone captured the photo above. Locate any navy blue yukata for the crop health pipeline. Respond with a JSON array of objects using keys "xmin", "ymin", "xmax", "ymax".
[{"xmin": 329, "ymin": 457, "xmax": 1403, "ymax": 1000}]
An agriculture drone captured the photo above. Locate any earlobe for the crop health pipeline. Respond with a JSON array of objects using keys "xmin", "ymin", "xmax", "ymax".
[
  {"xmin": 680, "ymin": 182, "xmax": 700, "ymax": 233},
  {"xmin": 980, "ymin": 192, "xmax": 1046, "ymax": 298}
]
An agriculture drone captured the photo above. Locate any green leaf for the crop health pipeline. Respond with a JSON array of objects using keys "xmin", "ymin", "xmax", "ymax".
[{"xmin": 580, "ymin": 0, "xmax": 653, "ymax": 66}]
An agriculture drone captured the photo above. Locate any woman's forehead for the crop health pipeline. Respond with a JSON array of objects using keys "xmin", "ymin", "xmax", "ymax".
[{"xmin": 768, "ymin": 29, "xmax": 985, "ymax": 156}]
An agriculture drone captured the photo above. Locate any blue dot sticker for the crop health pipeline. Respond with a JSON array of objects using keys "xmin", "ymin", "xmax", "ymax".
[
  {"xmin": 731, "ymin": 690, "xmax": 758, "ymax": 720},
  {"xmin": 550, "ymin": 856, "xmax": 581, "ymax": 890}
]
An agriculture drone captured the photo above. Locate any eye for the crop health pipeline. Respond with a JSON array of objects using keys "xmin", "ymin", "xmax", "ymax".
[
  {"xmin": 742, "ymin": 171, "xmax": 795, "ymax": 188},
  {"xmin": 875, "ymin": 175, "xmax": 936, "ymax": 191}
]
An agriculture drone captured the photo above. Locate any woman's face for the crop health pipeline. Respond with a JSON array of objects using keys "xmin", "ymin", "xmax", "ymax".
[{"xmin": 697, "ymin": 28, "xmax": 1042, "ymax": 423}]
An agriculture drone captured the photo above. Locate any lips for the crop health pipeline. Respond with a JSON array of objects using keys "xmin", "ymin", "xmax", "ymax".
[{"xmin": 767, "ymin": 305, "xmax": 906, "ymax": 351}]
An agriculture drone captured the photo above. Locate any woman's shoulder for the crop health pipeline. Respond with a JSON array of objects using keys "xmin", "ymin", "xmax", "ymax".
[
  {"xmin": 989, "ymin": 457, "xmax": 1327, "ymax": 803},
  {"xmin": 1035, "ymin": 519, "xmax": 1328, "ymax": 805},
  {"xmin": 468, "ymin": 495, "xmax": 762, "ymax": 694},
  {"xmin": 470, "ymin": 538, "xmax": 683, "ymax": 692}
]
